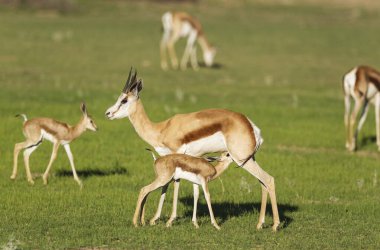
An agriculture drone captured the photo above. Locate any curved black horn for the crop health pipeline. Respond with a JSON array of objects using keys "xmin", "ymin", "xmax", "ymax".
[{"xmin": 122, "ymin": 67, "xmax": 138, "ymax": 93}]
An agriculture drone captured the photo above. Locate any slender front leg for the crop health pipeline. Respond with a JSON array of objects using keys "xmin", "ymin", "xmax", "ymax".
[
  {"xmin": 63, "ymin": 144, "xmax": 82, "ymax": 188},
  {"xmin": 133, "ymin": 178, "xmax": 167, "ymax": 227},
  {"xmin": 166, "ymin": 180, "xmax": 180, "ymax": 227},
  {"xmin": 192, "ymin": 184, "xmax": 200, "ymax": 228},
  {"xmin": 160, "ymin": 31, "xmax": 170, "ymax": 70},
  {"xmin": 167, "ymin": 35, "xmax": 179, "ymax": 69},
  {"xmin": 355, "ymin": 100, "xmax": 369, "ymax": 145},
  {"xmin": 180, "ymin": 32, "xmax": 197, "ymax": 70},
  {"xmin": 190, "ymin": 46, "xmax": 199, "ymax": 71},
  {"xmin": 243, "ymin": 160, "xmax": 280, "ymax": 231},
  {"xmin": 344, "ymin": 94, "xmax": 351, "ymax": 149},
  {"xmin": 348, "ymin": 97, "xmax": 364, "ymax": 151},
  {"xmin": 23, "ymin": 144, "xmax": 40, "ymax": 185},
  {"xmin": 11, "ymin": 141, "xmax": 31, "ymax": 180},
  {"xmin": 201, "ymin": 181, "xmax": 220, "ymax": 230},
  {"xmin": 43, "ymin": 141, "xmax": 60, "ymax": 185},
  {"xmin": 150, "ymin": 183, "xmax": 169, "ymax": 225}
]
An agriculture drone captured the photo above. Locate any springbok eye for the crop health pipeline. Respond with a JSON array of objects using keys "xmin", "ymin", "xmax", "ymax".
[{"xmin": 121, "ymin": 98, "xmax": 128, "ymax": 104}]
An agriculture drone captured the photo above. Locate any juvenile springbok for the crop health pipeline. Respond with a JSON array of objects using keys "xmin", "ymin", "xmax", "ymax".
[
  {"xmin": 11, "ymin": 103, "xmax": 97, "ymax": 187},
  {"xmin": 343, "ymin": 65, "xmax": 380, "ymax": 151},
  {"xmin": 133, "ymin": 151, "xmax": 233, "ymax": 230},
  {"xmin": 160, "ymin": 11, "xmax": 216, "ymax": 71},
  {"xmin": 105, "ymin": 68, "xmax": 280, "ymax": 231}
]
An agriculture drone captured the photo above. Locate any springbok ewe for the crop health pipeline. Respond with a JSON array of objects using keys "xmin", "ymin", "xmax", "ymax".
[
  {"xmin": 133, "ymin": 151, "xmax": 233, "ymax": 230},
  {"xmin": 160, "ymin": 11, "xmax": 216, "ymax": 71},
  {"xmin": 105, "ymin": 68, "xmax": 280, "ymax": 231},
  {"xmin": 11, "ymin": 103, "xmax": 97, "ymax": 187},
  {"xmin": 343, "ymin": 65, "xmax": 380, "ymax": 151}
]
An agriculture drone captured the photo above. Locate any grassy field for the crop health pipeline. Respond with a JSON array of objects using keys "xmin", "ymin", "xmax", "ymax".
[{"xmin": 0, "ymin": 0, "xmax": 379, "ymax": 249}]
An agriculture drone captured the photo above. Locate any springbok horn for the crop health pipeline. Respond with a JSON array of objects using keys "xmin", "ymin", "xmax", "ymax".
[{"xmin": 123, "ymin": 67, "xmax": 134, "ymax": 93}]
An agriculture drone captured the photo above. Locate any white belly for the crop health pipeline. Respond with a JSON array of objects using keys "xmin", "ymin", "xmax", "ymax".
[
  {"xmin": 41, "ymin": 130, "xmax": 55, "ymax": 143},
  {"xmin": 173, "ymin": 168, "xmax": 202, "ymax": 185},
  {"xmin": 179, "ymin": 22, "xmax": 192, "ymax": 37},
  {"xmin": 367, "ymin": 83, "xmax": 378, "ymax": 101},
  {"xmin": 154, "ymin": 146, "xmax": 173, "ymax": 156},
  {"xmin": 178, "ymin": 131, "xmax": 227, "ymax": 157}
]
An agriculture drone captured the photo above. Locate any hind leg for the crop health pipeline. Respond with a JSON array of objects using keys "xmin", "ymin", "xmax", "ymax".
[
  {"xmin": 11, "ymin": 141, "xmax": 30, "ymax": 180},
  {"xmin": 23, "ymin": 143, "xmax": 41, "ymax": 185},
  {"xmin": 133, "ymin": 177, "xmax": 171, "ymax": 227},
  {"xmin": 242, "ymin": 160, "xmax": 280, "ymax": 231}
]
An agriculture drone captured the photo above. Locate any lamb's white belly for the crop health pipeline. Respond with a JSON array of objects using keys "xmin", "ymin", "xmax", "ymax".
[
  {"xmin": 154, "ymin": 146, "xmax": 173, "ymax": 156},
  {"xmin": 367, "ymin": 83, "xmax": 378, "ymax": 101},
  {"xmin": 180, "ymin": 22, "xmax": 192, "ymax": 37},
  {"xmin": 178, "ymin": 131, "xmax": 227, "ymax": 156},
  {"xmin": 41, "ymin": 130, "xmax": 55, "ymax": 143},
  {"xmin": 173, "ymin": 168, "xmax": 202, "ymax": 185}
]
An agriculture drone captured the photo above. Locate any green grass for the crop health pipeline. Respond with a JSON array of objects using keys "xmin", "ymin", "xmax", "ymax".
[{"xmin": 0, "ymin": 1, "xmax": 379, "ymax": 249}]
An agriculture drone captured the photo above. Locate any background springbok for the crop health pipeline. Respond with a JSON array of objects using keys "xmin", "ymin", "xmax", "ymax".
[
  {"xmin": 105, "ymin": 68, "xmax": 280, "ymax": 231},
  {"xmin": 133, "ymin": 151, "xmax": 233, "ymax": 230},
  {"xmin": 160, "ymin": 11, "xmax": 216, "ymax": 71},
  {"xmin": 11, "ymin": 103, "xmax": 97, "ymax": 187},
  {"xmin": 343, "ymin": 65, "xmax": 380, "ymax": 151}
]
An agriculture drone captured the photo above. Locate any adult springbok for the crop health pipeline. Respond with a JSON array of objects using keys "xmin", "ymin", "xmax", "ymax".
[
  {"xmin": 11, "ymin": 103, "xmax": 97, "ymax": 187},
  {"xmin": 160, "ymin": 11, "xmax": 216, "ymax": 71},
  {"xmin": 343, "ymin": 65, "xmax": 380, "ymax": 151},
  {"xmin": 105, "ymin": 68, "xmax": 280, "ymax": 231}
]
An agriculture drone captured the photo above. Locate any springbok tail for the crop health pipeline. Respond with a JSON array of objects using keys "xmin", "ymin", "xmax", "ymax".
[
  {"xmin": 145, "ymin": 148, "xmax": 158, "ymax": 161},
  {"xmin": 15, "ymin": 114, "xmax": 28, "ymax": 122}
]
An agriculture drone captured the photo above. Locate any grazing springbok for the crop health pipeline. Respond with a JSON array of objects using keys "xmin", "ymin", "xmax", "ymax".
[
  {"xmin": 105, "ymin": 68, "xmax": 280, "ymax": 231},
  {"xmin": 343, "ymin": 65, "xmax": 380, "ymax": 151},
  {"xmin": 133, "ymin": 151, "xmax": 233, "ymax": 230},
  {"xmin": 160, "ymin": 11, "xmax": 216, "ymax": 71},
  {"xmin": 11, "ymin": 103, "xmax": 97, "ymax": 187}
]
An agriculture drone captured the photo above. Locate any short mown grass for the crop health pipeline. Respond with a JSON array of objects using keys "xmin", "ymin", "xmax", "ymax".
[{"xmin": 0, "ymin": 0, "xmax": 379, "ymax": 249}]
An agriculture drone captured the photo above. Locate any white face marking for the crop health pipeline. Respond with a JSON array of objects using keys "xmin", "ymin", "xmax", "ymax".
[
  {"xmin": 178, "ymin": 131, "xmax": 227, "ymax": 157},
  {"xmin": 105, "ymin": 93, "xmax": 136, "ymax": 120},
  {"xmin": 173, "ymin": 168, "xmax": 202, "ymax": 185},
  {"xmin": 203, "ymin": 49, "xmax": 215, "ymax": 67}
]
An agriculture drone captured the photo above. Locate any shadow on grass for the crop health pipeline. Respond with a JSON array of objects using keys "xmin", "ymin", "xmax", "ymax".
[
  {"xmin": 180, "ymin": 197, "xmax": 298, "ymax": 229},
  {"xmin": 361, "ymin": 135, "xmax": 377, "ymax": 146},
  {"xmin": 198, "ymin": 62, "xmax": 224, "ymax": 69},
  {"xmin": 55, "ymin": 167, "xmax": 128, "ymax": 178}
]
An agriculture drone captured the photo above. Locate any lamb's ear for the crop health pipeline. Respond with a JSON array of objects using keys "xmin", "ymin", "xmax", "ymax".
[
  {"xmin": 80, "ymin": 102, "xmax": 88, "ymax": 116},
  {"xmin": 131, "ymin": 79, "xmax": 143, "ymax": 97}
]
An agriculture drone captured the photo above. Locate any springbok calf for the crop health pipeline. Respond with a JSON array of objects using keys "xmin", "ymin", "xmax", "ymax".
[
  {"xmin": 133, "ymin": 151, "xmax": 233, "ymax": 230},
  {"xmin": 160, "ymin": 11, "xmax": 216, "ymax": 71},
  {"xmin": 343, "ymin": 65, "xmax": 380, "ymax": 151},
  {"xmin": 11, "ymin": 103, "xmax": 97, "ymax": 187},
  {"xmin": 105, "ymin": 68, "xmax": 280, "ymax": 231}
]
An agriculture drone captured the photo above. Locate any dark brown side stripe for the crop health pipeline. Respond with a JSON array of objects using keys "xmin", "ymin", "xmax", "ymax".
[{"xmin": 180, "ymin": 123, "xmax": 222, "ymax": 145}]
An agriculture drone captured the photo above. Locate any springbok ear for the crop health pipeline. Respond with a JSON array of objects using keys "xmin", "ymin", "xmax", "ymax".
[
  {"xmin": 131, "ymin": 79, "xmax": 143, "ymax": 97},
  {"xmin": 80, "ymin": 102, "xmax": 88, "ymax": 115}
]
